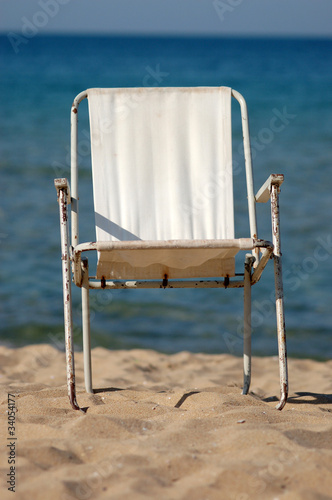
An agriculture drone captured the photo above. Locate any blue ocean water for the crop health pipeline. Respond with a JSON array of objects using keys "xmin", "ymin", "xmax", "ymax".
[{"xmin": 0, "ymin": 35, "xmax": 331, "ymax": 359}]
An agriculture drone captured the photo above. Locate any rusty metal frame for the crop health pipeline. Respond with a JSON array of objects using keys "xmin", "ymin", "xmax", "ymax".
[
  {"xmin": 271, "ymin": 183, "xmax": 288, "ymax": 410},
  {"xmin": 242, "ymin": 253, "xmax": 256, "ymax": 395},
  {"xmin": 231, "ymin": 89, "xmax": 258, "ymax": 264},
  {"xmin": 81, "ymin": 257, "xmax": 93, "ymax": 394},
  {"xmin": 71, "ymin": 238, "xmax": 272, "ymax": 288},
  {"xmin": 55, "ymin": 179, "xmax": 84, "ymax": 412},
  {"xmin": 54, "ymin": 88, "xmax": 288, "ymax": 412},
  {"xmin": 71, "ymin": 90, "xmax": 88, "ymax": 248},
  {"xmin": 256, "ymin": 174, "xmax": 288, "ymax": 409}
]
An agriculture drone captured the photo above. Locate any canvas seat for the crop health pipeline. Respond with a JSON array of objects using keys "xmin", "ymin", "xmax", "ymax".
[{"xmin": 55, "ymin": 86, "xmax": 288, "ymax": 412}]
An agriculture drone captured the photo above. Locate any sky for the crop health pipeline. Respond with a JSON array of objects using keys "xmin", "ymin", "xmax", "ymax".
[{"xmin": 1, "ymin": 0, "xmax": 332, "ymax": 38}]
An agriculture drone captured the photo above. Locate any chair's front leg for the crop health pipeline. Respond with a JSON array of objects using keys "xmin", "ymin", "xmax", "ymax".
[
  {"xmin": 57, "ymin": 185, "xmax": 83, "ymax": 412},
  {"xmin": 271, "ymin": 183, "xmax": 288, "ymax": 410}
]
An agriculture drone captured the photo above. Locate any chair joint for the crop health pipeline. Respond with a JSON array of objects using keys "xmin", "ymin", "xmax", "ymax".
[{"xmin": 245, "ymin": 254, "xmax": 256, "ymax": 267}]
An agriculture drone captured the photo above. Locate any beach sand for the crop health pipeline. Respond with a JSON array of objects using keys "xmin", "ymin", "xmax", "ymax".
[{"xmin": 1, "ymin": 344, "xmax": 332, "ymax": 499}]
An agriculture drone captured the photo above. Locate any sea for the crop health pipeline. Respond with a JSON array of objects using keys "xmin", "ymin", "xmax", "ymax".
[{"xmin": 0, "ymin": 35, "xmax": 331, "ymax": 360}]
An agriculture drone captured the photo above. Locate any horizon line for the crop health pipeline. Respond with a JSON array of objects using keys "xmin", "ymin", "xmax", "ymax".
[{"xmin": 0, "ymin": 31, "xmax": 332, "ymax": 40}]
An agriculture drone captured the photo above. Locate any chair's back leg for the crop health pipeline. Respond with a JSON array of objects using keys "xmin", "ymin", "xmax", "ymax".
[
  {"xmin": 271, "ymin": 184, "xmax": 288, "ymax": 410},
  {"xmin": 242, "ymin": 254, "xmax": 255, "ymax": 395},
  {"xmin": 82, "ymin": 258, "xmax": 93, "ymax": 393}
]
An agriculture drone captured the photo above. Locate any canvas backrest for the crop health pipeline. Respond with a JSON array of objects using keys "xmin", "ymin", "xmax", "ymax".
[{"xmin": 87, "ymin": 87, "xmax": 234, "ymax": 242}]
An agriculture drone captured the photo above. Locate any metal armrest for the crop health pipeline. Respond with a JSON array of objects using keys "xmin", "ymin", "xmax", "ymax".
[
  {"xmin": 54, "ymin": 178, "xmax": 71, "ymax": 277},
  {"xmin": 255, "ymin": 174, "xmax": 284, "ymax": 203}
]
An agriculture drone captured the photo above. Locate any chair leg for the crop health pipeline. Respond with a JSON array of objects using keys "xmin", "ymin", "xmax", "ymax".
[
  {"xmin": 242, "ymin": 254, "xmax": 254, "ymax": 395},
  {"xmin": 63, "ymin": 262, "xmax": 82, "ymax": 411},
  {"xmin": 82, "ymin": 258, "xmax": 93, "ymax": 393},
  {"xmin": 271, "ymin": 184, "xmax": 288, "ymax": 410},
  {"xmin": 58, "ymin": 188, "xmax": 83, "ymax": 411}
]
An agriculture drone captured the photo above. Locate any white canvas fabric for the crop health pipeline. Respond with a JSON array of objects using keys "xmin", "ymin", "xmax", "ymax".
[{"xmin": 87, "ymin": 87, "xmax": 236, "ymax": 278}]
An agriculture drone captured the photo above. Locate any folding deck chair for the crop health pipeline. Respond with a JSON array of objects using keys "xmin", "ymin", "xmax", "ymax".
[{"xmin": 55, "ymin": 87, "xmax": 288, "ymax": 412}]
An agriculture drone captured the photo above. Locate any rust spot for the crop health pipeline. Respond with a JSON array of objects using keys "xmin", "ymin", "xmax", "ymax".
[
  {"xmin": 69, "ymin": 382, "xmax": 85, "ymax": 412},
  {"xmin": 101, "ymin": 276, "xmax": 106, "ymax": 289},
  {"xmin": 276, "ymin": 383, "xmax": 288, "ymax": 410},
  {"xmin": 282, "ymin": 382, "xmax": 288, "ymax": 398},
  {"xmin": 162, "ymin": 274, "xmax": 168, "ymax": 288},
  {"xmin": 72, "ymin": 107, "xmax": 78, "ymax": 114}
]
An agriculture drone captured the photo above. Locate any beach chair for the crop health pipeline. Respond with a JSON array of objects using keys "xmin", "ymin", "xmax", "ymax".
[{"xmin": 54, "ymin": 87, "xmax": 288, "ymax": 412}]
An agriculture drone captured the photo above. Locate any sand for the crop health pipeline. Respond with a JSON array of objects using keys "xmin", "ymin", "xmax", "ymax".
[{"xmin": 1, "ymin": 344, "xmax": 332, "ymax": 500}]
